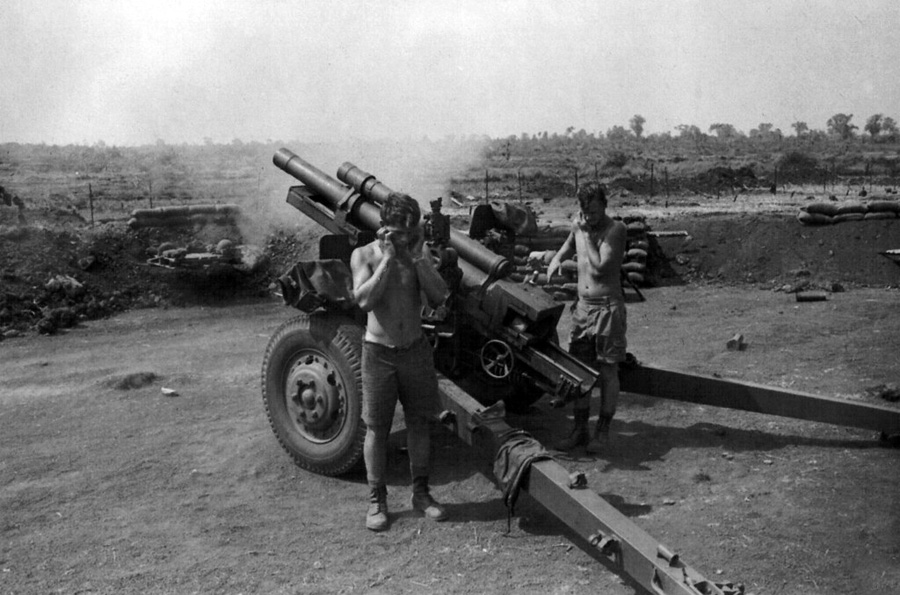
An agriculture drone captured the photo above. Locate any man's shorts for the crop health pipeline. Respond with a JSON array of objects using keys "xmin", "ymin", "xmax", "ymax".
[
  {"xmin": 361, "ymin": 335, "xmax": 441, "ymax": 428},
  {"xmin": 568, "ymin": 295, "xmax": 627, "ymax": 365}
]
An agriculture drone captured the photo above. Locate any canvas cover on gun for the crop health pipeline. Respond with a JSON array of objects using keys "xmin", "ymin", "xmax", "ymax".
[{"xmin": 278, "ymin": 260, "xmax": 355, "ymax": 312}]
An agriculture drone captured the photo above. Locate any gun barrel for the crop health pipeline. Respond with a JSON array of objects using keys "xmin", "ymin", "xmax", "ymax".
[
  {"xmin": 337, "ymin": 162, "xmax": 511, "ymax": 279},
  {"xmin": 273, "ymin": 148, "xmax": 382, "ymax": 231}
]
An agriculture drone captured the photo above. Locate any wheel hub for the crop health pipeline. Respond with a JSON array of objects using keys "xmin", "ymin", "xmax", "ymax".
[{"xmin": 285, "ymin": 351, "xmax": 346, "ymax": 442}]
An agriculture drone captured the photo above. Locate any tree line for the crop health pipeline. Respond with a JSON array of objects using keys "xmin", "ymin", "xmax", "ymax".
[{"xmin": 509, "ymin": 112, "xmax": 899, "ymax": 145}]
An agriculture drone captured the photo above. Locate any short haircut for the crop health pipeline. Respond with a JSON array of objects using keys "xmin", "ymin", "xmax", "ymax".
[
  {"xmin": 577, "ymin": 183, "xmax": 607, "ymax": 210},
  {"xmin": 380, "ymin": 192, "xmax": 421, "ymax": 228}
]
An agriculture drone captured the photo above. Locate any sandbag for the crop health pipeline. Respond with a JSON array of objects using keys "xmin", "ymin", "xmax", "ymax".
[
  {"xmin": 541, "ymin": 224, "xmax": 571, "ymax": 237},
  {"xmin": 626, "ymin": 271, "xmax": 645, "ymax": 285},
  {"xmin": 628, "ymin": 239, "xmax": 649, "ymax": 251},
  {"xmin": 864, "ymin": 211, "xmax": 897, "ymax": 220},
  {"xmin": 527, "ymin": 250, "xmax": 556, "ymax": 268},
  {"xmin": 130, "ymin": 216, "xmax": 193, "ymax": 228},
  {"xmin": 835, "ymin": 202, "xmax": 867, "ymax": 215},
  {"xmin": 626, "ymin": 221, "xmax": 647, "ymax": 235},
  {"xmin": 622, "ymin": 261, "xmax": 646, "ymax": 273},
  {"xmin": 797, "ymin": 211, "xmax": 833, "ymax": 225},
  {"xmin": 626, "ymin": 248, "xmax": 648, "ymax": 261},
  {"xmin": 833, "ymin": 213, "xmax": 865, "ymax": 223},
  {"xmin": 804, "ymin": 203, "xmax": 841, "ymax": 217},
  {"xmin": 866, "ymin": 201, "xmax": 900, "ymax": 214}
]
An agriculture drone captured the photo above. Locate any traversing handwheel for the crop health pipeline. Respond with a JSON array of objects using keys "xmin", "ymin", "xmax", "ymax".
[{"xmin": 479, "ymin": 339, "xmax": 514, "ymax": 380}]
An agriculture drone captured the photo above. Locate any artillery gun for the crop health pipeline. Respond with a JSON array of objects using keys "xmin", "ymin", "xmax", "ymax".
[{"xmin": 262, "ymin": 148, "xmax": 899, "ymax": 595}]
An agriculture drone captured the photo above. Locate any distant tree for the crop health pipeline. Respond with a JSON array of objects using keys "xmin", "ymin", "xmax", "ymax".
[
  {"xmin": 709, "ymin": 122, "xmax": 738, "ymax": 139},
  {"xmin": 864, "ymin": 114, "xmax": 884, "ymax": 137},
  {"xmin": 882, "ymin": 117, "xmax": 899, "ymax": 140},
  {"xmin": 565, "ymin": 126, "xmax": 575, "ymax": 137},
  {"xmin": 826, "ymin": 113, "xmax": 857, "ymax": 140},
  {"xmin": 629, "ymin": 114, "xmax": 646, "ymax": 138},
  {"xmin": 749, "ymin": 123, "xmax": 774, "ymax": 138},
  {"xmin": 675, "ymin": 124, "xmax": 702, "ymax": 139},
  {"xmin": 791, "ymin": 121, "xmax": 809, "ymax": 136},
  {"xmin": 520, "ymin": 132, "xmax": 531, "ymax": 142},
  {"xmin": 806, "ymin": 128, "xmax": 830, "ymax": 143},
  {"xmin": 606, "ymin": 125, "xmax": 631, "ymax": 142}
]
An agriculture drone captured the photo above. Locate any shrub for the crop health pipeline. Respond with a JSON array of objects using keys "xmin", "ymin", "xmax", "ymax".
[{"xmin": 604, "ymin": 151, "xmax": 629, "ymax": 169}]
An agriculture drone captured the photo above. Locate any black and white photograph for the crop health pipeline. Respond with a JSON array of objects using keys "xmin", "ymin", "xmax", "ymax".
[{"xmin": 2, "ymin": 2, "xmax": 899, "ymax": 594}]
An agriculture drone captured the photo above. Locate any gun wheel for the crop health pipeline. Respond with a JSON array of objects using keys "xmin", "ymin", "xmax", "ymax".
[
  {"xmin": 262, "ymin": 314, "xmax": 365, "ymax": 476},
  {"xmin": 479, "ymin": 339, "xmax": 514, "ymax": 380}
]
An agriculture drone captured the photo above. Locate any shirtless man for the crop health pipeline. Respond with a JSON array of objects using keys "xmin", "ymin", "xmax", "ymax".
[
  {"xmin": 546, "ymin": 183, "xmax": 628, "ymax": 453},
  {"xmin": 350, "ymin": 191, "xmax": 450, "ymax": 531}
]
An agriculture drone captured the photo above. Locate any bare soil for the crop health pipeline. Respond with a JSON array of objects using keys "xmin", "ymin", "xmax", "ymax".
[{"xmin": 2, "ymin": 281, "xmax": 899, "ymax": 595}]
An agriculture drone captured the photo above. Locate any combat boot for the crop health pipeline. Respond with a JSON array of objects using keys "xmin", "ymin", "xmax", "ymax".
[
  {"xmin": 554, "ymin": 407, "xmax": 590, "ymax": 451},
  {"xmin": 366, "ymin": 485, "xmax": 389, "ymax": 531},
  {"xmin": 411, "ymin": 476, "xmax": 448, "ymax": 521},
  {"xmin": 586, "ymin": 413, "xmax": 613, "ymax": 454}
]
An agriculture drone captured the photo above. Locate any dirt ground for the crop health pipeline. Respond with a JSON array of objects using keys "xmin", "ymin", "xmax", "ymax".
[{"xmin": 2, "ymin": 280, "xmax": 899, "ymax": 595}]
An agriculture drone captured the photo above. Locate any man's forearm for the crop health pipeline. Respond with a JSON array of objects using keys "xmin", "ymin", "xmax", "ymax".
[
  {"xmin": 354, "ymin": 259, "xmax": 392, "ymax": 310},
  {"xmin": 414, "ymin": 257, "xmax": 449, "ymax": 307},
  {"xmin": 582, "ymin": 239, "xmax": 604, "ymax": 271}
]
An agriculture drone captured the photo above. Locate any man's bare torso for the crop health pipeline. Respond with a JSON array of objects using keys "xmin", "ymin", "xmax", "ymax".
[
  {"xmin": 357, "ymin": 241, "xmax": 423, "ymax": 347},
  {"xmin": 575, "ymin": 216, "xmax": 625, "ymax": 300}
]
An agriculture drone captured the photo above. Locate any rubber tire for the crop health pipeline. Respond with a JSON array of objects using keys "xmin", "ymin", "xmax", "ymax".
[{"xmin": 262, "ymin": 314, "xmax": 365, "ymax": 476}]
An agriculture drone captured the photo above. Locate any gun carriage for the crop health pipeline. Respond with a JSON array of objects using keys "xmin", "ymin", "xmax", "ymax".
[{"xmin": 262, "ymin": 148, "xmax": 900, "ymax": 595}]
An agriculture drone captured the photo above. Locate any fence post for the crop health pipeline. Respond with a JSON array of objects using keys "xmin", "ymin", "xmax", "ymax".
[
  {"xmin": 517, "ymin": 169, "xmax": 523, "ymax": 202},
  {"xmin": 664, "ymin": 167, "xmax": 669, "ymax": 208}
]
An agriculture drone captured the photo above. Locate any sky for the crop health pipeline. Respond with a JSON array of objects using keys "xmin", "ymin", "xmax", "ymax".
[{"xmin": 2, "ymin": 0, "xmax": 898, "ymax": 147}]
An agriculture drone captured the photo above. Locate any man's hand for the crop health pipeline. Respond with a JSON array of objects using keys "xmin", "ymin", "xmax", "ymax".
[
  {"xmin": 547, "ymin": 257, "xmax": 561, "ymax": 279},
  {"xmin": 572, "ymin": 211, "xmax": 590, "ymax": 233},
  {"xmin": 377, "ymin": 228, "xmax": 398, "ymax": 261}
]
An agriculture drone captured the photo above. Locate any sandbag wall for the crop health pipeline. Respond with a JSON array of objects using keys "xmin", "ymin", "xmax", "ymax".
[
  {"xmin": 797, "ymin": 200, "xmax": 900, "ymax": 225},
  {"xmin": 622, "ymin": 217, "xmax": 651, "ymax": 287},
  {"xmin": 500, "ymin": 216, "xmax": 654, "ymax": 301},
  {"xmin": 128, "ymin": 204, "xmax": 241, "ymax": 229}
]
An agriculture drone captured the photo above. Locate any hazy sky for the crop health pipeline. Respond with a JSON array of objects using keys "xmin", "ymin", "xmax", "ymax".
[{"xmin": 2, "ymin": 0, "xmax": 898, "ymax": 146}]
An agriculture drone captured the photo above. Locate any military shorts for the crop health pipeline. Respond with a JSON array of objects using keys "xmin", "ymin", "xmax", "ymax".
[{"xmin": 568, "ymin": 295, "xmax": 628, "ymax": 365}]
